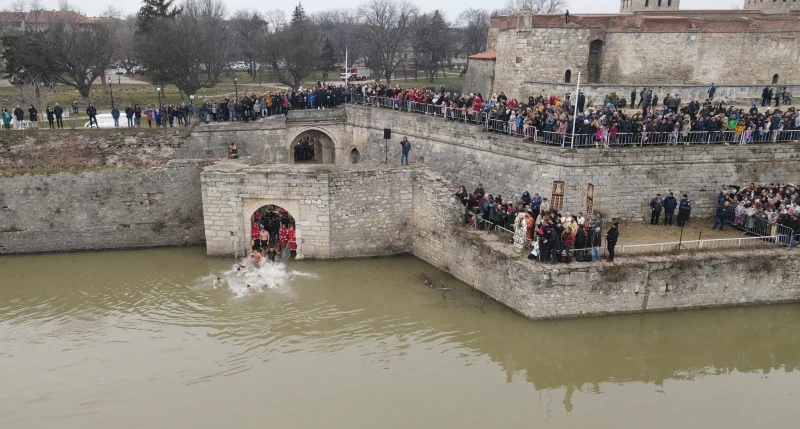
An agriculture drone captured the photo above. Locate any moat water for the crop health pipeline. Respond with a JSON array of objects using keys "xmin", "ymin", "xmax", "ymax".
[{"xmin": 1, "ymin": 248, "xmax": 798, "ymax": 428}]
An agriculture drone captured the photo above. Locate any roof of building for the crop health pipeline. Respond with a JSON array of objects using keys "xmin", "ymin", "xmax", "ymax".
[
  {"xmin": 0, "ymin": 10, "xmax": 94, "ymax": 24},
  {"xmin": 468, "ymin": 51, "xmax": 497, "ymax": 60}
]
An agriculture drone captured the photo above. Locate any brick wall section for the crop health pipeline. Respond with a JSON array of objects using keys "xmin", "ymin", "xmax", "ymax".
[
  {"xmin": 410, "ymin": 172, "xmax": 800, "ymax": 319},
  {"xmin": 349, "ymin": 104, "xmax": 800, "ymax": 221},
  {"xmin": 0, "ymin": 160, "xmax": 205, "ymax": 254}
]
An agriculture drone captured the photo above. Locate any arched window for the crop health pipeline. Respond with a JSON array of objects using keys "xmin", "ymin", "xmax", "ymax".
[
  {"xmin": 564, "ymin": 69, "xmax": 572, "ymax": 83},
  {"xmin": 668, "ymin": 0, "xmax": 672, "ymax": 5},
  {"xmin": 645, "ymin": 0, "xmax": 649, "ymax": 6},
  {"xmin": 772, "ymin": 74, "xmax": 779, "ymax": 84},
  {"xmin": 349, "ymin": 148, "xmax": 361, "ymax": 164},
  {"xmin": 658, "ymin": 0, "xmax": 662, "ymax": 6}
]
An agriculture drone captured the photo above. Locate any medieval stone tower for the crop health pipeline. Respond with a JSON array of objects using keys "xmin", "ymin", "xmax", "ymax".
[
  {"xmin": 744, "ymin": 0, "xmax": 800, "ymax": 14},
  {"xmin": 620, "ymin": 0, "xmax": 680, "ymax": 13}
]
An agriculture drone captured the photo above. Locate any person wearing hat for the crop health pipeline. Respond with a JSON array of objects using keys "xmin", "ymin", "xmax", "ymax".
[
  {"xmin": 677, "ymin": 194, "xmax": 692, "ymax": 227},
  {"xmin": 606, "ymin": 222, "xmax": 619, "ymax": 262},
  {"xmin": 649, "ymin": 193, "xmax": 664, "ymax": 225},
  {"xmin": 663, "ymin": 191, "xmax": 678, "ymax": 226}
]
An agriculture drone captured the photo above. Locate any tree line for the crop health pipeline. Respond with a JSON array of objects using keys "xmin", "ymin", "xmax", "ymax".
[{"xmin": 0, "ymin": 0, "xmax": 566, "ymax": 106}]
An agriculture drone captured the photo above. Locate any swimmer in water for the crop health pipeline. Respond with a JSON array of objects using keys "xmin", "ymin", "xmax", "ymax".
[
  {"xmin": 236, "ymin": 265, "xmax": 244, "ymax": 276},
  {"xmin": 246, "ymin": 284, "xmax": 254, "ymax": 292},
  {"xmin": 213, "ymin": 277, "xmax": 222, "ymax": 289},
  {"xmin": 249, "ymin": 250, "xmax": 263, "ymax": 265},
  {"xmin": 266, "ymin": 246, "xmax": 277, "ymax": 262}
]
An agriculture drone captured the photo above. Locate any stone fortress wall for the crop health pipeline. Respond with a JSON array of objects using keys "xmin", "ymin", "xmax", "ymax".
[
  {"xmin": 466, "ymin": 3, "xmax": 800, "ymax": 102},
  {"xmin": 410, "ymin": 165, "xmax": 800, "ymax": 319},
  {"xmin": 201, "ymin": 163, "xmax": 414, "ymax": 259},
  {"xmin": 0, "ymin": 161, "xmax": 206, "ymax": 254}
]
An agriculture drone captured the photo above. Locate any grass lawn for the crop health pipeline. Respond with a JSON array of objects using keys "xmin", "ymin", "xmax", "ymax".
[{"xmin": 0, "ymin": 82, "xmax": 285, "ymax": 116}]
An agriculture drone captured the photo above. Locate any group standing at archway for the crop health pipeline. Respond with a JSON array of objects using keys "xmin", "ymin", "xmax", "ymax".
[{"xmin": 250, "ymin": 205, "xmax": 297, "ymax": 261}]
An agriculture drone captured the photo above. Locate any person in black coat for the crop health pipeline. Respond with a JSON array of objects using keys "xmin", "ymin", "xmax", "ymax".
[
  {"xmin": 86, "ymin": 104, "xmax": 98, "ymax": 129},
  {"xmin": 28, "ymin": 105, "xmax": 38, "ymax": 128},
  {"xmin": 663, "ymin": 192, "xmax": 678, "ymax": 225},
  {"xmin": 45, "ymin": 106, "xmax": 54, "ymax": 129},
  {"xmin": 53, "ymin": 103, "xmax": 63, "ymax": 128},
  {"xmin": 606, "ymin": 222, "xmax": 619, "ymax": 262},
  {"xmin": 677, "ymin": 194, "xmax": 692, "ymax": 227}
]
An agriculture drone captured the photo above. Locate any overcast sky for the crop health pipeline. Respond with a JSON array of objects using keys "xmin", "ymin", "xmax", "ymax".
[{"xmin": 31, "ymin": 0, "xmax": 742, "ymax": 19}]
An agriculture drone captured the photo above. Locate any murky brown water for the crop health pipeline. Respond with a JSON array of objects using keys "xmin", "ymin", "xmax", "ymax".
[{"xmin": 1, "ymin": 248, "xmax": 798, "ymax": 429}]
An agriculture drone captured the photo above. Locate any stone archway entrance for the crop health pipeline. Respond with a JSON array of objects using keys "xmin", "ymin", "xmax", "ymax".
[
  {"xmin": 289, "ymin": 129, "xmax": 337, "ymax": 164},
  {"xmin": 242, "ymin": 198, "xmax": 301, "ymax": 258},
  {"xmin": 249, "ymin": 203, "xmax": 297, "ymax": 259}
]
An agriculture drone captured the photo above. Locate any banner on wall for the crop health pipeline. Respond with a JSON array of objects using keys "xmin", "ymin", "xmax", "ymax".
[
  {"xmin": 551, "ymin": 180, "xmax": 565, "ymax": 211},
  {"xmin": 586, "ymin": 183, "xmax": 595, "ymax": 215}
]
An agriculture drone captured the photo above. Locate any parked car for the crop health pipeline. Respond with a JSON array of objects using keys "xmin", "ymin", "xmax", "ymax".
[{"xmin": 116, "ymin": 66, "xmax": 123, "ymax": 75}]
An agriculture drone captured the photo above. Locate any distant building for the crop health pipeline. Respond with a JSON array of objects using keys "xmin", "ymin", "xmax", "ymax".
[
  {"xmin": 0, "ymin": 9, "xmax": 94, "ymax": 33},
  {"xmin": 465, "ymin": 1, "xmax": 800, "ymax": 101}
]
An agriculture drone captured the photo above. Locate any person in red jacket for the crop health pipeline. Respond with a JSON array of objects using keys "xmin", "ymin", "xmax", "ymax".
[
  {"xmin": 288, "ymin": 225, "xmax": 297, "ymax": 258},
  {"xmin": 251, "ymin": 222, "xmax": 260, "ymax": 251},
  {"xmin": 561, "ymin": 229, "xmax": 575, "ymax": 264},
  {"xmin": 278, "ymin": 224, "xmax": 289, "ymax": 256}
]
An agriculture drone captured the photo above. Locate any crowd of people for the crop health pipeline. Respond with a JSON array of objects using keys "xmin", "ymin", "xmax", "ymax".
[
  {"xmin": 712, "ymin": 183, "xmax": 799, "ymax": 244},
  {"xmin": 293, "ymin": 136, "xmax": 317, "ymax": 162},
  {"xmin": 455, "ymin": 185, "xmax": 620, "ymax": 263},
  {"xmin": 249, "ymin": 205, "xmax": 297, "ymax": 262},
  {"xmin": 346, "ymin": 82, "xmax": 800, "ymax": 148}
]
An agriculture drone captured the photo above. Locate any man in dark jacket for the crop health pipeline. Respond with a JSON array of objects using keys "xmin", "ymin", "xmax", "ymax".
[
  {"xmin": 761, "ymin": 86, "xmax": 770, "ymax": 107},
  {"xmin": 663, "ymin": 192, "xmax": 678, "ymax": 226},
  {"xmin": 649, "ymin": 193, "xmax": 664, "ymax": 225},
  {"xmin": 53, "ymin": 103, "xmax": 63, "ymax": 128},
  {"xmin": 630, "ymin": 89, "xmax": 637, "ymax": 109},
  {"xmin": 711, "ymin": 200, "xmax": 733, "ymax": 231},
  {"xmin": 606, "ymin": 222, "xmax": 619, "ymax": 262},
  {"xmin": 677, "ymin": 194, "xmax": 692, "ymax": 227},
  {"xmin": 86, "ymin": 104, "xmax": 98, "ymax": 129},
  {"xmin": 588, "ymin": 226, "xmax": 602, "ymax": 262},
  {"xmin": 13, "ymin": 104, "xmax": 24, "ymax": 130},
  {"xmin": 125, "ymin": 106, "xmax": 134, "ymax": 127}
]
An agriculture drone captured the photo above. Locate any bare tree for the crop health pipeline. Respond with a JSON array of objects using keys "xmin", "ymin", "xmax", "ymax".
[
  {"xmin": 113, "ymin": 14, "xmax": 139, "ymax": 74},
  {"xmin": 457, "ymin": 8, "xmax": 490, "ymax": 56},
  {"xmin": 412, "ymin": 10, "xmax": 450, "ymax": 82},
  {"xmin": 230, "ymin": 9, "xmax": 267, "ymax": 79},
  {"xmin": 358, "ymin": 0, "xmax": 418, "ymax": 84},
  {"xmin": 313, "ymin": 10, "xmax": 363, "ymax": 65},
  {"xmin": 18, "ymin": 73, "xmax": 55, "ymax": 115},
  {"xmin": 496, "ymin": 0, "xmax": 568, "ymax": 15},
  {"xmin": 136, "ymin": 0, "xmax": 231, "ymax": 96},
  {"xmin": 42, "ymin": 10, "xmax": 118, "ymax": 104},
  {"xmin": 262, "ymin": 4, "xmax": 321, "ymax": 88}
]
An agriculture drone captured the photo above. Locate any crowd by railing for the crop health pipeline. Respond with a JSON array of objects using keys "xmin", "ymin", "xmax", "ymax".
[{"xmin": 348, "ymin": 94, "xmax": 800, "ymax": 148}]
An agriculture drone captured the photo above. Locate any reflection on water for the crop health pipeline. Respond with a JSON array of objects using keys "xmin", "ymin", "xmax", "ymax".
[{"xmin": 0, "ymin": 247, "xmax": 798, "ymax": 429}]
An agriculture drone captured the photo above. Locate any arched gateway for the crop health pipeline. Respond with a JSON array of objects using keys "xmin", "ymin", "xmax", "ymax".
[{"xmin": 287, "ymin": 127, "xmax": 339, "ymax": 164}]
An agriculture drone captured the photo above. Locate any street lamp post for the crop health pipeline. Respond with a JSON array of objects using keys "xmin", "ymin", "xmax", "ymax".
[
  {"xmin": 234, "ymin": 77, "xmax": 238, "ymax": 98},
  {"xmin": 107, "ymin": 75, "xmax": 115, "ymax": 108},
  {"xmin": 569, "ymin": 71, "xmax": 582, "ymax": 149}
]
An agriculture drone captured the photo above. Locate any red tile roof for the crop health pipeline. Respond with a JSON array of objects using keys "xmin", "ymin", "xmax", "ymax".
[{"xmin": 468, "ymin": 51, "xmax": 497, "ymax": 60}]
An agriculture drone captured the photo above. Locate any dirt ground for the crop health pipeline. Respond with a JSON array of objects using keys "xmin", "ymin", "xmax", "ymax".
[{"xmin": 613, "ymin": 218, "xmax": 742, "ymax": 246}]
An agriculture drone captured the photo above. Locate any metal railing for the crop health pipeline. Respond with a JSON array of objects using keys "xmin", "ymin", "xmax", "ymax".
[{"xmin": 718, "ymin": 208, "xmax": 796, "ymax": 248}]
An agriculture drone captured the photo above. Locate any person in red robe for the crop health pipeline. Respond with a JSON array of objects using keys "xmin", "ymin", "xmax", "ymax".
[
  {"xmin": 278, "ymin": 224, "xmax": 290, "ymax": 256},
  {"xmin": 288, "ymin": 225, "xmax": 297, "ymax": 258}
]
